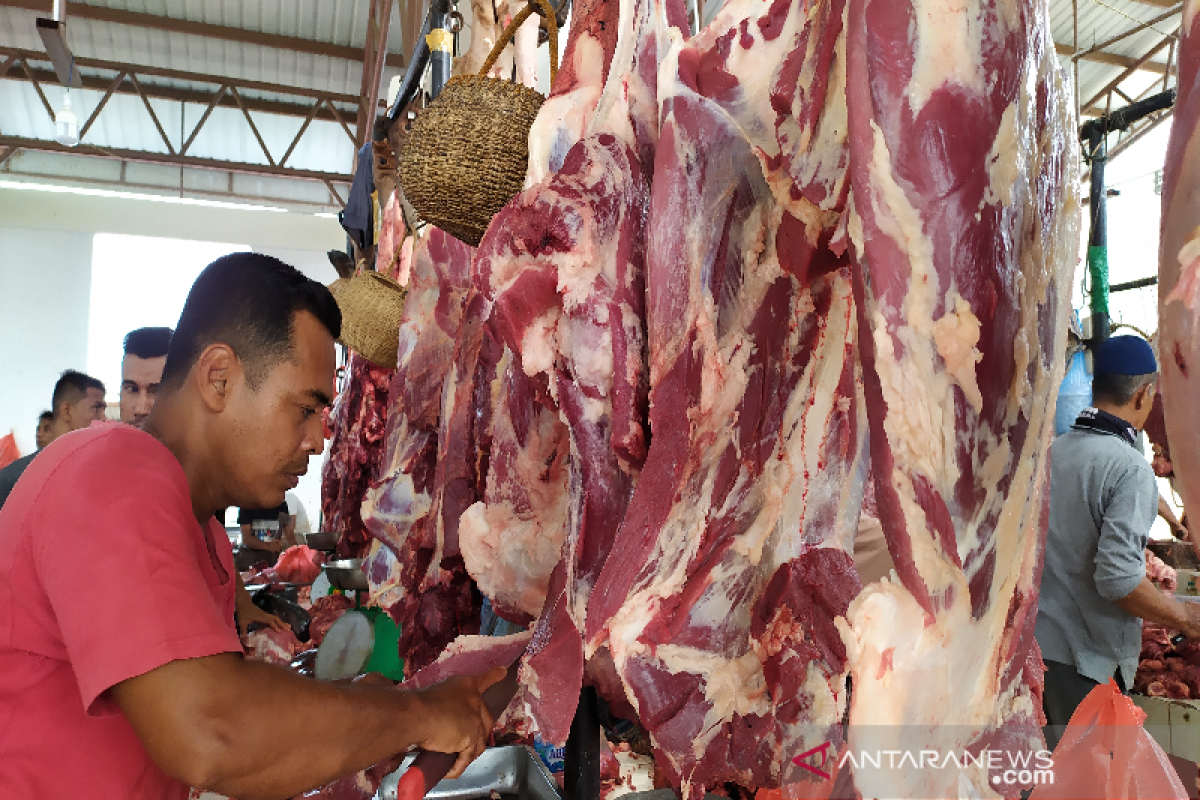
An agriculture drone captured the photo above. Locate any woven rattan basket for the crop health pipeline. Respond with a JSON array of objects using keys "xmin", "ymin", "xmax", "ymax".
[
  {"xmin": 398, "ymin": 0, "xmax": 559, "ymax": 247},
  {"xmin": 328, "ymin": 271, "xmax": 407, "ymax": 368}
]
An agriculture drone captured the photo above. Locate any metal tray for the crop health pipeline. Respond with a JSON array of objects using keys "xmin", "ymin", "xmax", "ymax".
[
  {"xmin": 324, "ymin": 558, "xmax": 369, "ymax": 591},
  {"xmin": 377, "ymin": 746, "xmax": 560, "ymax": 800},
  {"xmin": 303, "ymin": 531, "xmax": 339, "ymax": 551}
]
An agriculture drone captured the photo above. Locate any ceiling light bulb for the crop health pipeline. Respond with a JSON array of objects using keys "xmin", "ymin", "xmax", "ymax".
[{"xmin": 55, "ymin": 92, "xmax": 79, "ymax": 147}]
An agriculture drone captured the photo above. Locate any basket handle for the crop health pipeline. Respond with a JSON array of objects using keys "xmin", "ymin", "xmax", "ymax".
[{"xmin": 479, "ymin": 0, "xmax": 559, "ymax": 85}]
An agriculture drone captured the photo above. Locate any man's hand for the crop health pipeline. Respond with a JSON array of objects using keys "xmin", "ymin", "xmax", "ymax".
[
  {"xmin": 411, "ymin": 666, "xmax": 507, "ymax": 779},
  {"xmin": 233, "ymin": 572, "xmax": 287, "ymax": 637},
  {"xmin": 237, "ymin": 603, "xmax": 288, "ymax": 637},
  {"xmin": 1181, "ymin": 602, "xmax": 1200, "ymax": 640}
]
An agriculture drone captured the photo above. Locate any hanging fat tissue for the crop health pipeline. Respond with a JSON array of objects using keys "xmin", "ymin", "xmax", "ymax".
[{"xmin": 353, "ymin": 0, "xmax": 1080, "ymax": 796}]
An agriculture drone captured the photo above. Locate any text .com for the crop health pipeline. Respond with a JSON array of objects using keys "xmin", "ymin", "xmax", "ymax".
[{"xmin": 793, "ymin": 745, "xmax": 1055, "ymax": 785}]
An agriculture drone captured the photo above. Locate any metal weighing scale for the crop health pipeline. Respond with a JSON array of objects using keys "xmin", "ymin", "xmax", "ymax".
[{"xmin": 305, "ymin": 541, "xmax": 405, "ymax": 683}]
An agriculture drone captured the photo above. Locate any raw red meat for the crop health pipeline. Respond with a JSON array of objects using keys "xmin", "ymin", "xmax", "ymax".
[
  {"xmin": 579, "ymin": 0, "xmax": 868, "ymax": 794},
  {"xmin": 245, "ymin": 627, "xmax": 304, "ymax": 666},
  {"xmin": 457, "ymin": 351, "xmax": 569, "ymax": 626},
  {"xmin": 322, "ymin": 352, "xmax": 394, "ymax": 558},
  {"xmin": 1159, "ymin": 1, "xmax": 1200, "ymax": 559},
  {"xmin": 361, "ymin": 228, "xmax": 485, "ymax": 673},
  {"xmin": 308, "ymin": 594, "xmax": 356, "ymax": 646},
  {"xmin": 1146, "ymin": 549, "xmax": 1178, "ymax": 592},
  {"xmin": 352, "ymin": 1, "xmax": 1079, "ymax": 798},
  {"xmin": 273, "ymin": 545, "xmax": 326, "ymax": 585},
  {"xmin": 839, "ymin": 0, "xmax": 1077, "ymax": 795},
  {"xmin": 360, "ymin": 0, "xmax": 648, "ymax": 682}
]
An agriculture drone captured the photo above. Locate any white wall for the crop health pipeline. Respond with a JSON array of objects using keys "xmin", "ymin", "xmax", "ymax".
[
  {"xmin": 0, "ymin": 226, "xmax": 94, "ymax": 454},
  {"xmin": 0, "ymin": 184, "xmax": 347, "ymax": 519}
]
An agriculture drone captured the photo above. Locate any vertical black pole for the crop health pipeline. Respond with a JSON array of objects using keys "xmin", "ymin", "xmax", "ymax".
[
  {"xmin": 1086, "ymin": 125, "xmax": 1110, "ymax": 345},
  {"xmin": 429, "ymin": 0, "xmax": 453, "ymax": 100},
  {"xmin": 565, "ymin": 687, "xmax": 600, "ymax": 800}
]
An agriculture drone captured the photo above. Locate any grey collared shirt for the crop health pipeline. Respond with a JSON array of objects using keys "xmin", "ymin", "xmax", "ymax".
[{"xmin": 1036, "ymin": 424, "xmax": 1159, "ymax": 686}]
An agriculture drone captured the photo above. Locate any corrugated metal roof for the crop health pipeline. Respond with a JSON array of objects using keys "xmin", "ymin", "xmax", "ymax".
[
  {"xmin": 1049, "ymin": 0, "xmax": 1181, "ymax": 110},
  {"xmin": 0, "ymin": 6, "xmax": 401, "ymax": 97},
  {"xmin": 0, "ymin": 0, "xmax": 1184, "ymax": 210}
]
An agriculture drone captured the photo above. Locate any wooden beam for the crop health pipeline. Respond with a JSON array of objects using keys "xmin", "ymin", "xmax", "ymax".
[
  {"xmin": 1072, "ymin": 4, "xmax": 1181, "ymax": 59},
  {"xmin": 77, "ymin": 68, "xmax": 125, "ymax": 139},
  {"xmin": 1081, "ymin": 30, "xmax": 1178, "ymax": 112},
  {"xmin": 0, "ymin": 46, "xmax": 375, "ymax": 127},
  {"xmin": 2, "ymin": 62, "xmax": 364, "ymax": 127},
  {"xmin": 366, "ymin": 0, "xmax": 395, "ymax": 144},
  {"xmin": 229, "ymin": 86, "xmax": 276, "ymax": 166},
  {"xmin": 1055, "ymin": 42, "xmax": 1169, "ymax": 75},
  {"xmin": 0, "ymin": 134, "xmax": 353, "ymax": 184},
  {"xmin": 180, "ymin": 84, "xmax": 227, "ymax": 155},
  {"xmin": 1, "ymin": 46, "xmax": 363, "ymax": 106},
  {"xmin": 0, "ymin": 0, "xmax": 405, "ymax": 68}
]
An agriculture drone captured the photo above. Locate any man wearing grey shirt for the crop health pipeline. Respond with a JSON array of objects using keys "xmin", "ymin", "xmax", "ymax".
[{"xmin": 1037, "ymin": 336, "xmax": 1200, "ymax": 748}]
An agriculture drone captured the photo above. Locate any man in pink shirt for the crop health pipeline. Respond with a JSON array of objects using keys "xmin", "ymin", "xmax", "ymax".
[{"xmin": 0, "ymin": 253, "xmax": 502, "ymax": 799}]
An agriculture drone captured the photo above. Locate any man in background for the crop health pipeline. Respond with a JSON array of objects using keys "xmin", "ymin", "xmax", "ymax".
[
  {"xmin": 286, "ymin": 490, "xmax": 312, "ymax": 536},
  {"xmin": 34, "ymin": 411, "xmax": 53, "ymax": 451},
  {"xmin": 0, "ymin": 371, "xmax": 106, "ymax": 509},
  {"xmin": 1037, "ymin": 336, "xmax": 1200, "ymax": 748},
  {"xmin": 121, "ymin": 327, "xmax": 172, "ymax": 428}
]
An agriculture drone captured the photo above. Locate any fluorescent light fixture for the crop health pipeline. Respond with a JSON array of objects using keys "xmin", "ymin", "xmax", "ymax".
[
  {"xmin": 313, "ymin": 212, "xmax": 340, "ymax": 219},
  {"xmin": 0, "ymin": 179, "xmax": 289, "ymax": 212}
]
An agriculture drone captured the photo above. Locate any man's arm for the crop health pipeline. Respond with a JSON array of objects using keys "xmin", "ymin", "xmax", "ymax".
[
  {"xmin": 1115, "ymin": 577, "xmax": 1200, "ymax": 638},
  {"xmin": 281, "ymin": 512, "xmax": 298, "ymax": 548},
  {"xmin": 1158, "ymin": 494, "xmax": 1187, "ymax": 539},
  {"xmin": 241, "ymin": 523, "xmax": 282, "ymax": 553},
  {"xmin": 112, "ymin": 653, "xmax": 504, "ymax": 800}
]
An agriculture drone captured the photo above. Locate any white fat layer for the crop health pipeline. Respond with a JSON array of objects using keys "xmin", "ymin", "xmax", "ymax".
[
  {"xmin": 525, "ymin": 36, "xmax": 605, "ymax": 185},
  {"xmin": 520, "ymin": 311, "xmax": 561, "ymax": 376},
  {"xmin": 907, "ymin": 0, "xmax": 986, "ymax": 114},
  {"xmin": 983, "ymin": 103, "xmax": 1021, "ymax": 208},
  {"xmin": 1177, "ymin": 228, "xmax": 1200, "ymax": 277},
  {"xmin": 932, "ymin": 294, "xmax": 985, "ymax": 413}
]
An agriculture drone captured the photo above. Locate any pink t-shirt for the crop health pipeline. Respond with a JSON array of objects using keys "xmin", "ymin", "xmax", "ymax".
[{"xmin": 0, "ymin": 422, "xmax": 242, "ymax": 798}]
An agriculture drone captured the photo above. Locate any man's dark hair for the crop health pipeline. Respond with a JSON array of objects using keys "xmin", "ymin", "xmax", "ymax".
[
  {"xmin": 123, "ymin": 327, "xmax": 173, "ymax": 359},
  {"xmin": 1092, "ymin": 371, "xmax": 1157, "ymax": 406},
  {"xmin": 51, "ymin": 370, "xmax": 106, "ymax": 419},
  {"xmin": 161, "ymin": 252, "xmax": 341, "ymax": 390},
  {"xmin": 38, "ymin": 410, "xmax": 52, "ymax": 424}
]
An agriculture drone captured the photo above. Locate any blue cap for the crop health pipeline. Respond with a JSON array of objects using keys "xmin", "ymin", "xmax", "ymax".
[{"xmin": 1093, "ymin": 335, "xmax": 1157, "ymax": 376}]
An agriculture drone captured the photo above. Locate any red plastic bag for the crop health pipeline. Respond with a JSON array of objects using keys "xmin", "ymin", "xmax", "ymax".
[
  {"xmin": 273, "ymin": 545, "xmax": 325, "ymax": 584},
  {"xmin": 1030, "ymin": 679, "xmax": 1186, "ymax": 800},
  {"xmin": 0, "ymin": 432, "xmax": 19, "ymax": 470}
]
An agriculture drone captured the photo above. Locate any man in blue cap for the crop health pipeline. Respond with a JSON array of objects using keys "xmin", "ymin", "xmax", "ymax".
[{"xmin": 1037, "ymin": 335, "xmax": 1200, "ymax": 748}]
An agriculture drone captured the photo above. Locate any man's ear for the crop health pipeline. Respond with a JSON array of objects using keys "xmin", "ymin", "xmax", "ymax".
[
  {"xmin": 1137, "ymin": 384, "xmax": 1153, "ymax": 410},
  {"xmin": 194, "ymin": 344, "xmax": 238, "ymax": 413}
]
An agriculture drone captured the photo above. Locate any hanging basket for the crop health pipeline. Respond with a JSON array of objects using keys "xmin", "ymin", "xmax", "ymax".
[
  {"xmin": 398, "ymin": 0, "xmax": 560, "ymax": 247},
  {"xmin": 327, "ymin": 271, "xmax": 407, "ymax": 368}
]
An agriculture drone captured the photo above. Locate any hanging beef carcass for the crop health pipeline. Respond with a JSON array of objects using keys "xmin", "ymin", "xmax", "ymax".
[
  {"xmin": 360, "ymin": 228, "xmax": 485, "ymax": 671},
  {"xmin": 460, "ymin": 0, "xmax": 694, "ymax": 746},
  {"xmin": 322, "ymin": 353, "xmax": 393, "ymax": 558},
  {"xmin": 1160, "ymin": 0, "xmax": 1200, "ymax": 559},
  {"xmin": 839, "ymin": 0, "xmax": 1079, "ymax": 796},
  {"xmin": 582, "ymin": 0, "xmax": 865, "ymax": 794},
  {"xmin": 360, "ymin": 0, "xmax": 632, "ymax": 677}
]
